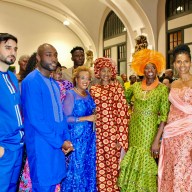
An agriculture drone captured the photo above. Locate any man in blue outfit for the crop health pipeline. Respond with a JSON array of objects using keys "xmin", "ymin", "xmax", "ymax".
[
  {"xmin": 0, "ymin": 33, "xmax": 24, "ymax": 192},
  {"xmin": 21, "ymin": 43, "xmax": 73, "ymax": 192}
]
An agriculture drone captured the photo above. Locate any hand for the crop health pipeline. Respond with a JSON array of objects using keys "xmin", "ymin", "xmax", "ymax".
[
  {"xmin": 116, "ymin": 142, "xmax": 121, "ymax": 149},
  {"xmin": 0, "ymin": 146, "xmax": 5, "ymax": 158},
  {"xmin": 62, "ymin": 141, "xmax": 74, "ymax": 155},
  {"xmin": 151, "ymin": 140, "xmax": 160, "ymax": 159},
  {"xmin": 87, "ymin": 114, "xmax": 97, "ymax": 122}
]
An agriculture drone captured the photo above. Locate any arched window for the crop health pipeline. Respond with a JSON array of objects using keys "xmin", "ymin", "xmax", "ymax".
[
  {"xmin": 103, "ymin": 11, "xmax": 127, "ymax": 75},
  {"xmin": 103, "ymin": 11, "xmax": 125, "ymax": 40}
]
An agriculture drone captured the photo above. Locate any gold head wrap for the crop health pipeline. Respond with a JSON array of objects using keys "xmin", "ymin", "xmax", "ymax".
[
  {"xmin": 94, "ymin": 57, "xmax": 117, "ymax": 79},
  {"xmin": 131, "ymin": 49, "xmax": 165, "ymax": 76}
]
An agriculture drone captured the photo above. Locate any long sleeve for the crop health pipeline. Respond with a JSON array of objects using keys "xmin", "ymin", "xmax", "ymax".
[
  {"xmin": 158, "ymin": 85, "xmax": 170, "ymax": 124},
  {"xmin": 62, "ymin": 91, "xmax": 77, "ymax": 123},
  {"xmin": 115, "ymin": 82, "xmax": 129, "ymax": 151},
  {"xmin": 21, "ymin": 75, "xmax": 70, "ymax": 149}
]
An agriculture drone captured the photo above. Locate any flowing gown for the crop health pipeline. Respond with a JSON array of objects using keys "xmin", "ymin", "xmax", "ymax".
[
  {"xmin": 158, "ymin": 87, "xmax": 192, "ymax": 192},
  {"xmin": 61, "ymin": 90, "xmax": 97, "ymax": 192},
  {"xmin": 90, "ymin": 81, "xmax": 129, "ymax": 192},
  {"xmin": 118, "ymin": 82, "xmax": 169, "ymax": 192}
]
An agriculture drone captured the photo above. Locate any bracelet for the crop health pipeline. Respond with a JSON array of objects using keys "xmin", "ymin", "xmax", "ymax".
[{"xmin": 75, "ymin": 117, "xmax": 80, "ymax": 122}]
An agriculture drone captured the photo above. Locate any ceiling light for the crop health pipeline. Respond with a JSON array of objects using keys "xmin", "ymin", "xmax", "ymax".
[{"xmin": 63, "ymin": 20, "xmax": 70, "ymax": 26}]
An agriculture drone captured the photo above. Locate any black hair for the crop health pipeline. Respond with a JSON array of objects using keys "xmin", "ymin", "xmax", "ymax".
[
  {"xmin": 162, "ymin": 76, "xmax": 173, "ymax": 83},
  {"xmin": 70, "ymin": 46, "xmax": 84, "ymax": 55},
  {"xmin": 22, "ymin": 52, "xmax": 37, "ymax": 79},
  {"xmin": 57, "ymin": 62, "xmax": 62, "ymax": 68},
  {"xmin": 173, "ymin": 44, "xmax": 191, "ymax": 63},
  {"xmin": 0, "ymin": 33, "xmax": 17, "ymax": 43}
]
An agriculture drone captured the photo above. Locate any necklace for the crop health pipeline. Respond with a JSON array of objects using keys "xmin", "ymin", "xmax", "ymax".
[
  {"xmin": 74, "ymin": 87, "xmax": 87, "ymax": 97},
  {"xmin": 141, "ymin": 78, "xmax": 159, "ymax": 91}
]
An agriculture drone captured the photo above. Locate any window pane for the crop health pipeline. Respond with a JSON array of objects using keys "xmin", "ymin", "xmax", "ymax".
[
  {"xmin": 178, "ymin": 31, "xmax": 182, "ymax": 40},
  {"xmin": 170, "ymin": 43, "xmax": 174, "ymax": 50},
  {"xmin": 174, "ymin": 33, "xmax": 177, "ymax": 40},
  {"xmin": 104, "ymin": 11, "xmax": 125, "ymax": 39}
]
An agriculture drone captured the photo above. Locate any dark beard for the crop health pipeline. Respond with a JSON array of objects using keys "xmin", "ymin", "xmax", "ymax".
[
  {"xmin": 4, "ymin": 59, "xmax": 15, "ymax": 65},
  {"xmin": 40, "ymin": 61, "xmax": 56, "ymax": 72},
  {"xmin": 0, "ymin": 56, "xmax": 16, "ymax": 65}
]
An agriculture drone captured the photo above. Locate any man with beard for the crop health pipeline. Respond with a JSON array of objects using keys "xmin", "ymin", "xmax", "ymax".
[
  {"xmin": 62, "ymin": 46, "xmax": 85, "ymax": 82},
  {"xmin": 0, "ymin": 33, "xmax": 24, "ymax": 192},
  {"xmin": 21, "ymin": 43, "xmax": 73, "ymax": 191}
]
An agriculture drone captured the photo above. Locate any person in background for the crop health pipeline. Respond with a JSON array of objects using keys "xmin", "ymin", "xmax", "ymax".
[
  {"xmin": 121, "ymin": 73, "xmax": 128, "ymax": 90},
  {"xmin": 158, "ymin": 44, "xmax": 192, "ymax": 191},
  {"xmin": 165, "ymin": 68, "xmax": 176, "ymax": 82},
  {"xmin": 55, "ymin": 62, "xmax": 74, "ymax": 90},
  {"xmin": 118, "ymin": 49, "xmax": 170, "ymax": 192},
  {"xmin": 21, "ymin": 43, "xmax": 73, "ymax": 191},
  {"xmin": 22, "ymin": 52, "xmax": 37, "ymax": 79},
  {"xmin": 0, "ymin": 33, "xmax": 24, "ymax": 192},
  {"xmin": 129, "ymin": 74, "xmax": 137, "ymax": 85},
  {"xmin": 162, "ymin": 76, "xmax": 172, "ymax": 91},
  {"xmin": 122, "ymin": 74, "xmax": 137, "ymax": 91},
  {"xmin": 51, "ymin": 63, "xmax": 68, "ymax": 104},
  {"xmin": 61, "ymin": 66, "xmax": 97, "ymax": 192},
  {"xmin": 121, "ymin": 74, "xmax": 137, "ymax": 112},
  {"xmin": 62, "ymin": 46, "xmax": 85, "ymax": 82},
  {"xmin": 16, "ymin": 55, "xmax": 30, "ymax": 82},
  {"xmin": 90, "ymin": 57, "xmax": 129, "ymax": 192}
]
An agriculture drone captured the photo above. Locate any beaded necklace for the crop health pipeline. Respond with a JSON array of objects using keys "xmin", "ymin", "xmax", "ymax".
[{"xmin": 141, "ymin": 78, "xmax": 159, "ymax": 91}]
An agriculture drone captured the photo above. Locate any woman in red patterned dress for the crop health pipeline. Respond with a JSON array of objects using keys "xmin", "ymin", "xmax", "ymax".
[{"xmin": 90, "ymin": 58, "xmax": 129, "ymax": 192}]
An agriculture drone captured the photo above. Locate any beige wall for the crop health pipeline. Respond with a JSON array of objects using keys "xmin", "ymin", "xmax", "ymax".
[
  {"xmin": 168, "ymin": 14, "xmax": 192, "ymax": 30},
  {"xmin": 0, "ymin": 2, "xmax": 84, "ymax": 72}
]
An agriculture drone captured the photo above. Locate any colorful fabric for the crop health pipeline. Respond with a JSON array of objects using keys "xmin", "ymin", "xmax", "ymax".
[
  {"xmin": 61, "ymin": 90, "xmax": 97, "ymax": 192},
  {"xmin": 158, "ymin": 87, "xmax": 192, "ymax": 192},
  {"xmin": 61, "ymin": 79, "xmax": 74, "ymax": 90},
  {"xmin": 118, "ymin": 82, "xmax": 169, "ymax": 192},
  {"xmin": 94, "ymin": 57, "xmax": 117, "ymax": 79},
  {"xmin": 131, "ymin": 49, "xmax": 165, "ymax": 76},
  {"xmin": 90, "ymin": 81, "xmax": 129, "ymax": 192}
]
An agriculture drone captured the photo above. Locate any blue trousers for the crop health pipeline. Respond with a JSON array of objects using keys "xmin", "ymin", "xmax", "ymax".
[{"xmin": 0, "ymin": 147, "xmax": 23, "ymax": 192}]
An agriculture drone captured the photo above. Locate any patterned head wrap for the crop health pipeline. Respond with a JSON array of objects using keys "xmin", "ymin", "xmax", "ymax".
[
  {"xmin": 94, "ymin": 57, "xmax": 117, "ymax": 79},
  {"xmin": 131, "ymin": 49, "xmax": 165, "ymax": 76}
]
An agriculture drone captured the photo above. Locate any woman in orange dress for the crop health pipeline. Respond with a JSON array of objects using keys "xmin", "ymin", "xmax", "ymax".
[
  {"xmin": 158, "ymin": 44, "xmax": 192, "ymax": 191},
  {"xmin": 90, "ymin": 57, "xmax": 129, "ymax": 192}
]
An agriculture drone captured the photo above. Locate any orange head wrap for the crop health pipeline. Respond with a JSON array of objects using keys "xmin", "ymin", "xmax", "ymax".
[
  {"xmin": 131, "ymin": 49, "xmax": 165, "ymax": 76},
  {"xmin": 94, "ymin": 57, "xmax": 117, "ymax": 79}
]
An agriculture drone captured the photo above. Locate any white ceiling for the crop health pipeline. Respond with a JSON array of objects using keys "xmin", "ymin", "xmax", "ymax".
[{"xmin": 1, "ymin": 0, "xmax": 159, "ymax": 54}]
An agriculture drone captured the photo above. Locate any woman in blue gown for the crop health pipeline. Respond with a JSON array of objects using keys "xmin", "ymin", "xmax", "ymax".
[{"xmin": 61, "ymin": 66, "xmax": 97, "ymax": 192}]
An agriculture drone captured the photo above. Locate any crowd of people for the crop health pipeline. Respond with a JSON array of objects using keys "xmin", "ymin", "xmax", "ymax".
[{"xmin": 0, "ymin": 32, "xmax": 192, "ymax": 192}]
